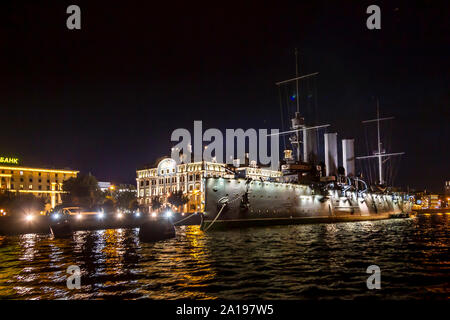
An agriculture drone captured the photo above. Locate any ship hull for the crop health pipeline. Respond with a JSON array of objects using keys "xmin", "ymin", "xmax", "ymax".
[{"xmin": 202, "ymin": 177, "xmax": 411, "ymax": 230}]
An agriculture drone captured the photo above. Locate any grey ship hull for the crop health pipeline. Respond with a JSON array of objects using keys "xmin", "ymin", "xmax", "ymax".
[{"xmin": 202, "ymin": 177, "xmax": 411, "ymax": 230}]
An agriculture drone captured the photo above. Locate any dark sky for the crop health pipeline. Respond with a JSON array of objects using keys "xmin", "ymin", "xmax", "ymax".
[{"xmin": 0, "ymin": 1, "xmax": 448, "ymax": 192}]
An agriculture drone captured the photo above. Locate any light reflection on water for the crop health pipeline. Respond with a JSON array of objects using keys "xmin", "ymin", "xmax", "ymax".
[{"xmin": 0, "ymin": 216, "xmax": 448, "ymax": 300}]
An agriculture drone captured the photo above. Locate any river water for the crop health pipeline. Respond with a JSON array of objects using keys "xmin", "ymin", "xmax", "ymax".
[{"xmin": 0, "ymin": 215, "xmax": 448, "ymax": 300}]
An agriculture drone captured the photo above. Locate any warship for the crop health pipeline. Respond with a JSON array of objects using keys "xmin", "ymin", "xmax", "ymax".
[{"xmin": 201, "ymin": 54, "xmax": 412, "ymax": 231}]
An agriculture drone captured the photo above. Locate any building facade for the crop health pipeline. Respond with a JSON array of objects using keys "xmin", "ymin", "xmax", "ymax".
[
  {"xmin": 0, "ymin": 164, "xmax": 78, "ymax": 211},
  {"xmin": 136, "ymin": 158, "xmax": 282, "ymax": 213}
]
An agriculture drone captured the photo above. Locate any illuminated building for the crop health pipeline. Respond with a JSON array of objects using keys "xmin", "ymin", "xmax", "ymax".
[
  {"xmin": 430, "ymin": 194, "xmax": 440, "ymax": 209},
  {"xmin": 445, "ymin": 181, "xmax": 450, "ymax": 195},
  {"xmin": 136, "ymin": 158, "xmax": 282, "ymax": 213},
  {"xmin": 0, "ymin": 158, "xmax": 78, "ymax": 211},
  {"xmin": 98, "ymin": 181, "xmax": 112, "ymax": 192}
]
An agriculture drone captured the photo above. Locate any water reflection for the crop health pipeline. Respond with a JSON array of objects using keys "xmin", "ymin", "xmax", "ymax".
[{"xmin": 0, "ymin": 216, "xmax": 448, "ymax": 299}]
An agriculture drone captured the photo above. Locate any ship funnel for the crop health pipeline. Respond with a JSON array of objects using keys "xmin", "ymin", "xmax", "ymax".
[
  {"xmin": 324, "ymin": 133, "xmax": 338, "ymax": 176},
  {"xmin": 342, "ymin": 139, "xmax": 355, "ymax": 177},
  {"xmin": 303, "ymin": 129, "xmax": 318, "ymax": 164}
]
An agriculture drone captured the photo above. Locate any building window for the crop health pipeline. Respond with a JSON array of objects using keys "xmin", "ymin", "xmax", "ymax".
[
  {"xmin": 38, "ymin": 185, "xmax": 42, "ymax": 190},
  {"xmin": 29, "ymin": 178, "xmax": 33, "ymax": 183},
  {"xmin": 20, "ymin": 185, "xmax": 24, "ymax": 190},
  {"xmin": 20, "ymin": 171, "xmax": 23, "ymax": 175},
  {"xmin": 146, "ymin": 180, "xmax": 150, "ymax": 186},
  {"xmin": 29, "ymin": 185, "xmax": 33, "ymax": 189}
]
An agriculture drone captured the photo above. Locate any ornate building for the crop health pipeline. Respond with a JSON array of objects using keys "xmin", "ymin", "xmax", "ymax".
[{"xmin": 136, "ymin": 158, "xmax": 282, "ymax": 213}]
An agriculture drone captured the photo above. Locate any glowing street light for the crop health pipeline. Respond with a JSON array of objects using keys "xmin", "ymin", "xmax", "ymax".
[{"xmin": 25, "ymin": 215, "xmax": 33, "ymax": 222}]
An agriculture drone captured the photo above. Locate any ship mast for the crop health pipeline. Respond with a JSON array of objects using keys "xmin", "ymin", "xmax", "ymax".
[
  {"xmin": 357, "ymin": 99, "xmax": 405, "ymax": 185},
  {"xmin": 275, "ymin": 49, "xmax": 320, "ymax": 163},
  {"xmin": 295, "ymin": 48, "xmax": 300, "ymax": 113}
]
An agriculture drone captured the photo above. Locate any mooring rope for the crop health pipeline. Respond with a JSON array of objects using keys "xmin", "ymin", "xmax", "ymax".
[
  {"xmin": 173, "ymin": 213, "xmax": 199, "ymax": 226},
  {"xmin": 203, "ymin": 203, "xmax": 227, "ymax": 232}
]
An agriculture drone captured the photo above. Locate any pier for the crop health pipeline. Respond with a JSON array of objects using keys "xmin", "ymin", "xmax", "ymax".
[{"xmin": 0, "ymin": 212, "xmax": 202, "ymax": 236}]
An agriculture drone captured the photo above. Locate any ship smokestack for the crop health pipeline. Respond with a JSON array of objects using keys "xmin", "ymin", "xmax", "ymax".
[
  {"xmin": 324, "ymin": 133, "xmax": 338, "ymax": 176},
  {"xmin": 303, "ymin": 129, "xmax": 317, "ymax": 164},
  {"xmin": 342, "ymin": 139, "xmax": 355, "ymax": 177}
]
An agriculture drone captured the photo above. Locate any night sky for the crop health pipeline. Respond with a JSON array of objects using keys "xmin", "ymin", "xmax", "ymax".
[{"xmin": 1, "ymin": 1, "xmax": 448, "ymax": 192}]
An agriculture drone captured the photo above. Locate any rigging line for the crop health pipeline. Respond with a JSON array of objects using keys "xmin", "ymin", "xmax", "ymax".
[
  {"xmin": 314, "ymin": 76, "xmax": 319, "ymax": 125},
  {"xmin": 314, "ymin": 77, "xmax": 320, "ymax": 158},
  {"xmin": 278, "ymin": 85, "xmax": 286, "ymax": 151},
  {"xmin": 363, "ymin": 126, "xmax": 373, "ymax": 184}
]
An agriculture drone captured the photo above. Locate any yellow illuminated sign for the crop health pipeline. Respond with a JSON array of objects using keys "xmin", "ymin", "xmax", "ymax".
[{"xmin": 0, "ymin": 157, "xmax": 19, "ymax": 165}]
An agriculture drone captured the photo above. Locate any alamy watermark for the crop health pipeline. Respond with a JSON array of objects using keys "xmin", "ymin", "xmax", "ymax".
[
  {"xmin": 171, "ymin": 121, "xmax": 280, "ymax": 170},
  {"xmin": 366, "ymin": 265, "xmax": 381, "ymax": 289},
  {"xmin": 366, "ymin": 5, "xmax": 381, "ymax": 30},
  {"xmin": 66, "ymin": 5, "xmax": 81, "ymax": 30},
  {"xmin": 67, "ymin": 265, "xmax": 81, "ymax": 289}
]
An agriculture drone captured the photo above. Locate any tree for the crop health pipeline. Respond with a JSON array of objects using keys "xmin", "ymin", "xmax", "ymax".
[
  {"xmin": 150, "ymin": 196, "xmax": 163, "ymax": 212},
  {"xmin": 62, "ymin": 174, "xmax": 102, "ymax": 209},
  {"xmin": 129, "ymin": 198, "xmax": 140, "ymax": 212},
  {"xmin": 102, "ymin": 197, "xmax": 115, "ymax": 214},
  {"xmin": 167, "ymin": 190, "xmax": 189, "ymax": 212},
  {"xmin": 115, "ymin": 190, "xmax": 137, "ymax": 212},
  {"xmin": 0, "ymin": 191, "xmax": 45, "ymax": 217}
]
